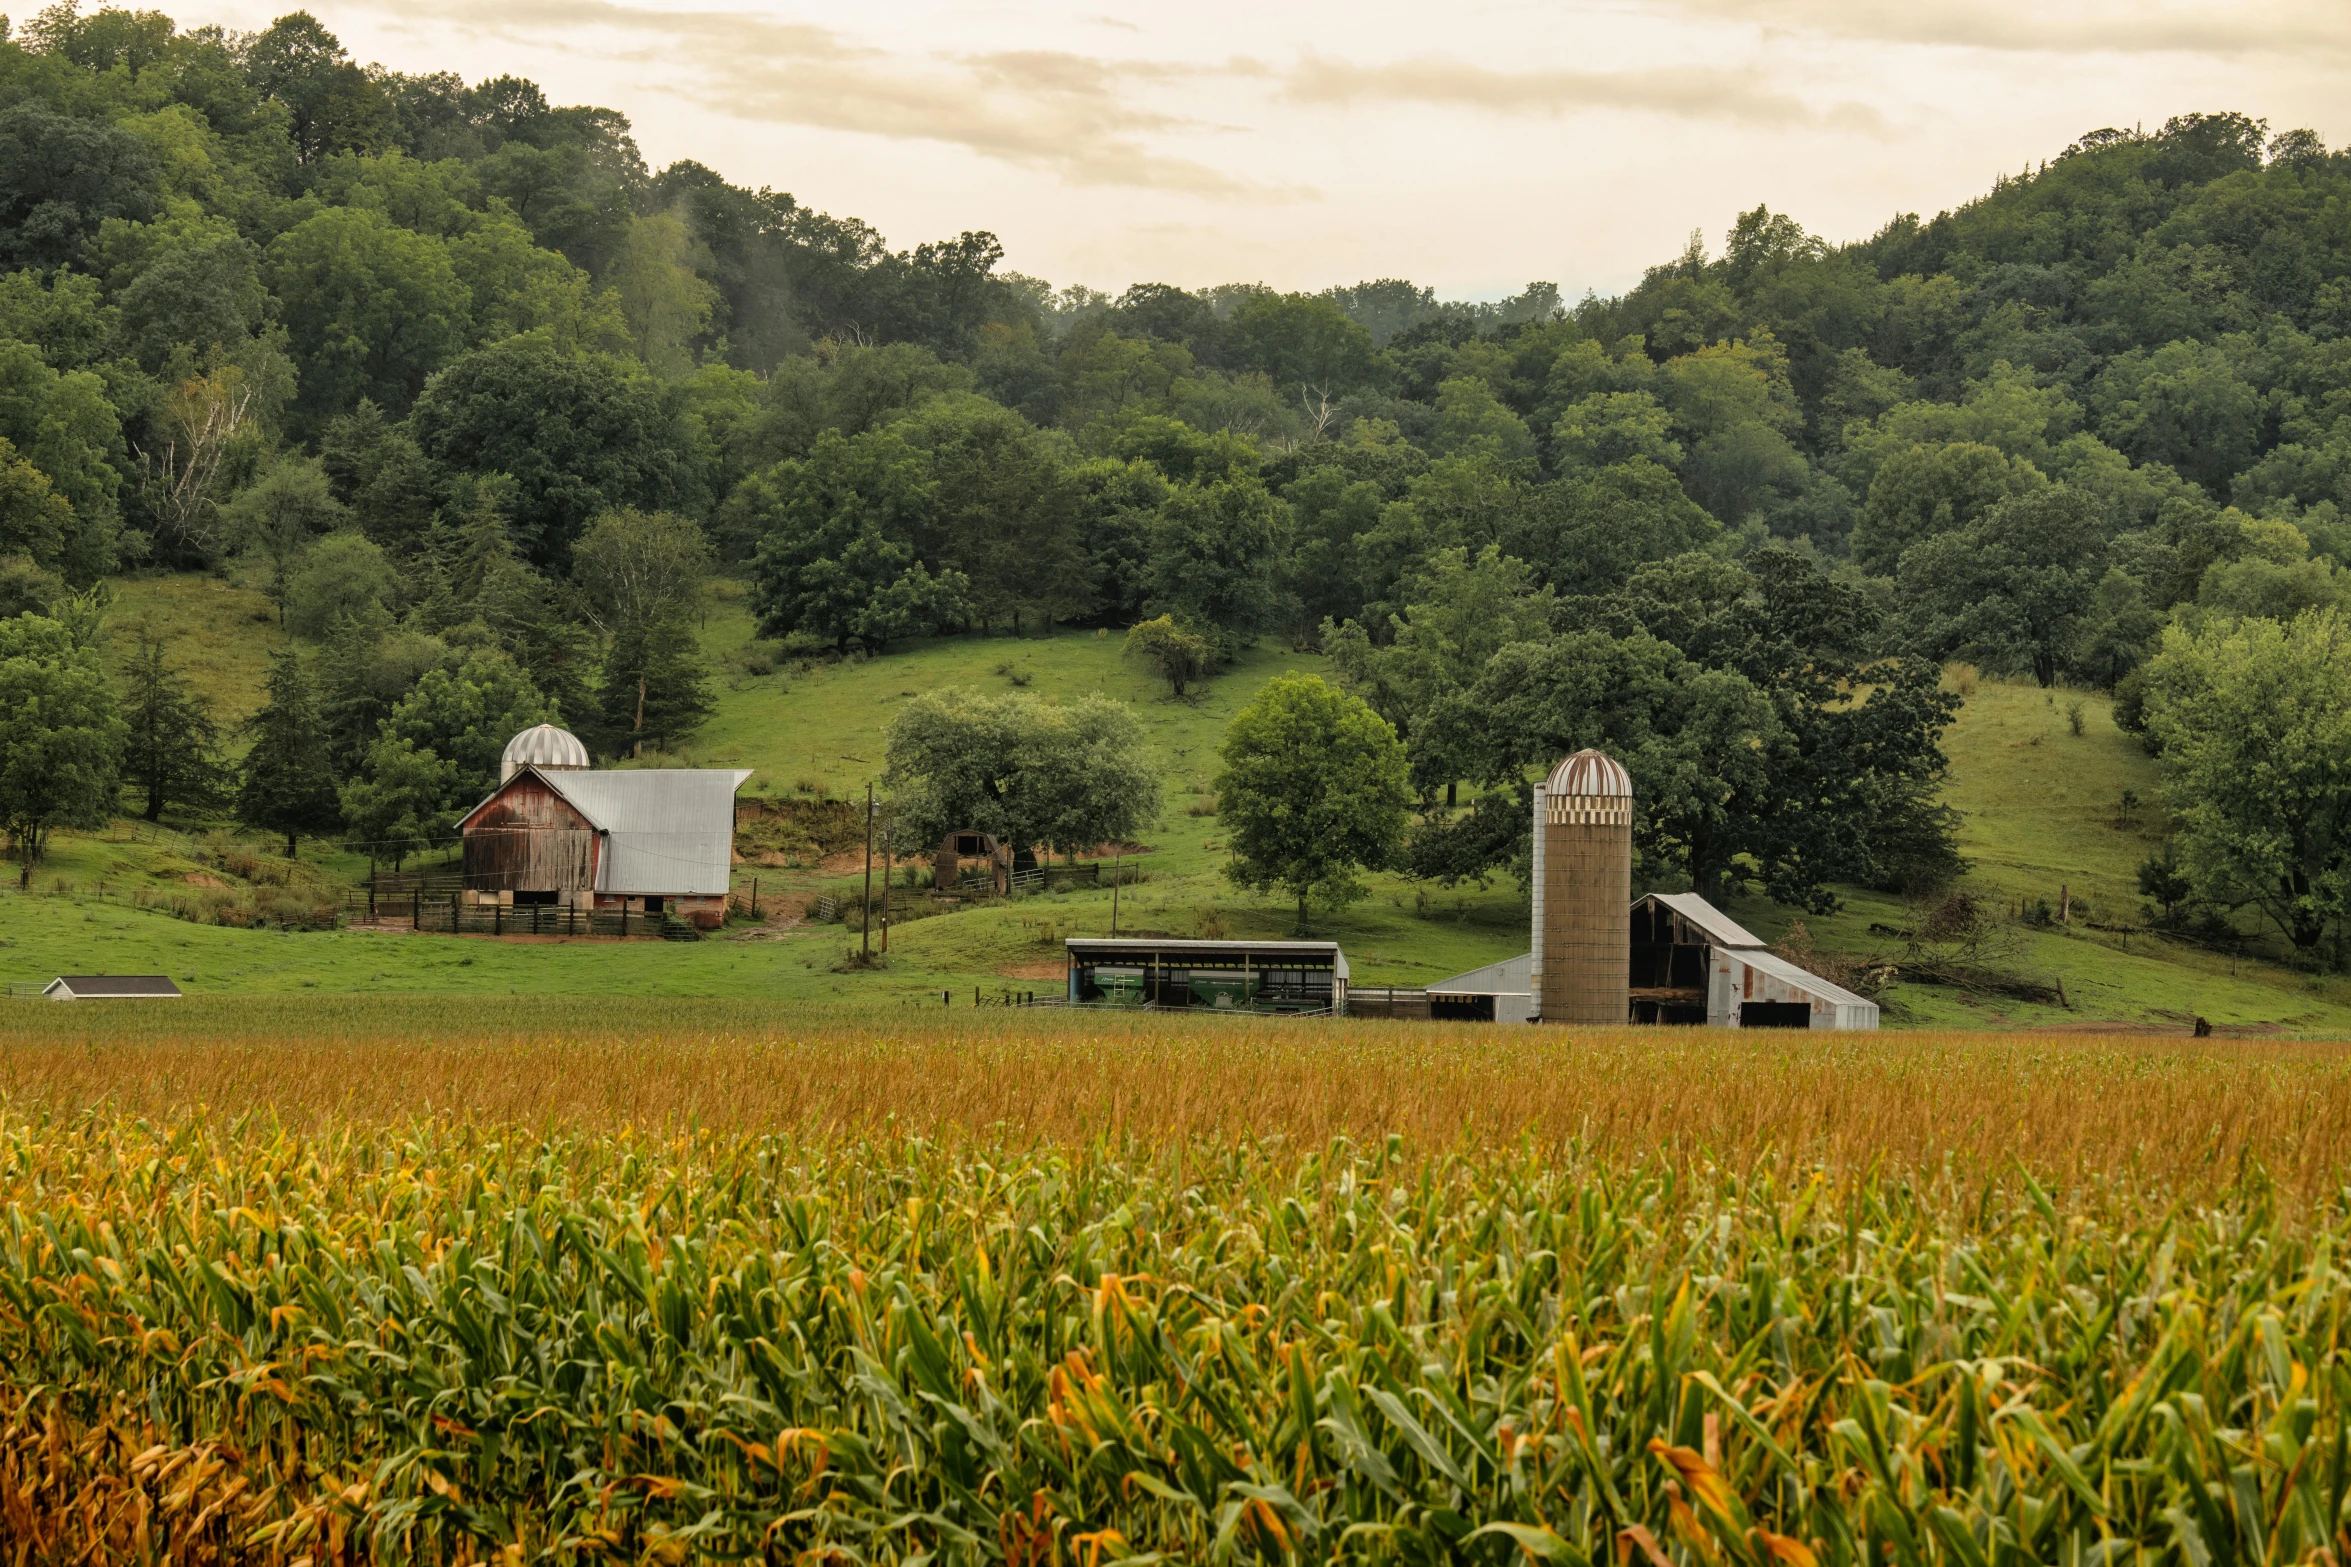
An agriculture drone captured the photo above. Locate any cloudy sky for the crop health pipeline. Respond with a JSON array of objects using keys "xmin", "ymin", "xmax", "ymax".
[{"xmin": 208, "ymin": 0, "xmax": 2350, "ymax": 300}]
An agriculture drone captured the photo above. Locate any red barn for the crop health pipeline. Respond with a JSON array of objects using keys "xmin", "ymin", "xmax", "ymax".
[{"xmin": 456, "ymin": 733, "xmax": 750, "ymax": 927}]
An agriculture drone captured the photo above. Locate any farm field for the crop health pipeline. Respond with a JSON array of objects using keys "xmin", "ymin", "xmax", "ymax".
[
  {"xmin": 4, "ymin": 1004, "xmax": 2351, "ymax": 1558},
  {"xmin": 15, "ymin": 575, "xmax": 2351, "ymax": 1030}
]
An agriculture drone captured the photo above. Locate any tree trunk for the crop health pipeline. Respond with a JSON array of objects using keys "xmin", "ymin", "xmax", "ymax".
[
  {"xmin": 1297, "ymin": 893, "xmax": 1309, "ymax": 934},
  {"xmin": 144, "ymin": 779, "xmax": 163, "ymax": 822},
  {"xmin": 1446, "ymin": 780, "xmax": 1457, "ymax": 809},
  {"xmin": 286, "ymin": 832, "xmax": 298, "ymax": 859}
]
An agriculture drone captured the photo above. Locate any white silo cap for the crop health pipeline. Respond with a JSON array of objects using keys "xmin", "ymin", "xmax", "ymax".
[
  {"xmin": 1545, "ymin": 749, "xmax": 1632, "ymax": 798},
  {"xmin": 500, "ymin": 723, "xmax": 590, "ymax": 781}
]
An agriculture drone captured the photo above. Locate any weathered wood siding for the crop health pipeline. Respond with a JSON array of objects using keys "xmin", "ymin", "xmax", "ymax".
[{"xmin": 463, "ymin": 775, "xmax": 598, "ymax": 896}]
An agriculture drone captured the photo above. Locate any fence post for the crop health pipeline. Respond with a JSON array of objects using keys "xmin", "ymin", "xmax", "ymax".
[
  {"xmin": 413, "ymin": 889, "xmax": 420, "ymax": 930},
  {"xmin": 494, "ymin": 903, "xmax": 502, "ymax": 936},
  {"xmin": 622, "ymin": 906, "xmax": 630, "ymax": 938}
]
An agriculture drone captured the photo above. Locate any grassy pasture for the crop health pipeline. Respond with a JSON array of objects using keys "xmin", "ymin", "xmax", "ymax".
[
  {"xmin": 4, "ymin": 1009, "xmax": 2351, "ymax": 1559},
  {"xmin": 37, "ymin": 574, "xmax": 2351, "ymax": 1030}
]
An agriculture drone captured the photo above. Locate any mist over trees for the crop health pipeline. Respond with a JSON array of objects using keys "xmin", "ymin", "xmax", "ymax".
[{"xmin": 0, "ymin": 8, "xmax": 2346, "ymax": 920}]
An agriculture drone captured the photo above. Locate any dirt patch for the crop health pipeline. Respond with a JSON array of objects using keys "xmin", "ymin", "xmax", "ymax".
[{"xmin": 182, "ymin": 873, "xmax": 226, "ymax": 888}]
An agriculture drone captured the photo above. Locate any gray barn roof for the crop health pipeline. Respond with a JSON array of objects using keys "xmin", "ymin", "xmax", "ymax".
[
  {"xmin": 463, "ymin": 766, "xmax": 751, "ymax": 895},
  {"xmin": 1430, "ymin": 951, "xmax": 1532, "ymax": 996},
  {"xmin": 45, "ymin": 975, "xmax": 182, "ymax": 998},
  {"xmin": 1719, "ymin": 946, "xmax": 1877, "ymax": 1011},
  {"xmin": 1638, "ymin": 892, "xmax": 1766, "ymax": 949}
]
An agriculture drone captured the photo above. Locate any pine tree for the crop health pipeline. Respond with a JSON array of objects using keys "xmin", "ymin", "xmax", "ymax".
[
  {"xmin": 595, "ymin": 617, "xmax": 713, "ymax": 758},
  {"xmin": 120, "ymin": 629, "xmax": 225, "ymax": 822},
  {"xmin": 237, "ymin": 649, "xmax": 343, "ymax": 858}
]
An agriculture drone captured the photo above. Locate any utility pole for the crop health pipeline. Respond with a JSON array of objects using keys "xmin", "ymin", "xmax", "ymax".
[
  {"xmin": 880, "ymin": 807, "xmax": 892, "ymax": 953},
  {"xmin": 861, "ymin": 781, "xmax": 875, "ymax": 961}
]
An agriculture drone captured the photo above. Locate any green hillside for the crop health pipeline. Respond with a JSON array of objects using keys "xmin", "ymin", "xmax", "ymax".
[{"xmin": 6, "ymin": 578, "xmax": 2349, "ymax": 1035}]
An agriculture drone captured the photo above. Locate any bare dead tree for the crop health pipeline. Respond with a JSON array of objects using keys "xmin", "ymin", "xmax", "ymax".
[
  {"xmin": 137, "ymin": 370, "xmax": 254, "ymax": 562},
  {"xmin": 1299, "ymin": 383, "xmax": 1338, "ymax": 443}
]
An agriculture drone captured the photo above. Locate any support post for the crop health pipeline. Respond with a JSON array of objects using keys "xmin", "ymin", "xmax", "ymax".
[
  {"xmin": 861, "ymin": 781, "xmax": 875, "ymax": 961},
  {"xmin": 1528, "ymin": 783, "xmax": 1547, "ymax": 1022},
  {"xmin": 881, "ymin": 816, "xmax": 892, "ymax": 953}
]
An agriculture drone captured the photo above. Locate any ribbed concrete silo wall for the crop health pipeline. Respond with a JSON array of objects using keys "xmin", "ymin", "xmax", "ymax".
[{"xmin": 1537, "ymin": 773, "xmax": 1632, "ymax": 1024}]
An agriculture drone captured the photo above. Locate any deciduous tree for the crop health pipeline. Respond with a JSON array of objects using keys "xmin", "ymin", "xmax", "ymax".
[
  {"xmin": 1214, "ymin": 674, "xmax": 1409, "ymax": 931},
  {"xmin": 2142, "ymin": 608, "xmax": 2351, "ymax": 957},
  {"xmin": 0, "ymin": 611, "xmax": 123, "ymax": 886}
]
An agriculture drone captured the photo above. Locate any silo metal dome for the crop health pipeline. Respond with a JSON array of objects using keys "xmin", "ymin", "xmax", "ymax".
[
  {"xmin": 500, "ymin": 723, "xmax": 590, "ymax": 782},
  {"xmin": 1546, "ymin": 749, "xmax": 1633, "ymax": 798}
]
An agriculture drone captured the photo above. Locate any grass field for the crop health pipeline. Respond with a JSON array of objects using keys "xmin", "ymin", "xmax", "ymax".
[
  {"xmin": 5, "ymin": 1008, "xmax": 2351, "ymax": 1559},
  {"xmin": 27, "ymin": 573, "xmax": 2351, "ymax": 1031}
]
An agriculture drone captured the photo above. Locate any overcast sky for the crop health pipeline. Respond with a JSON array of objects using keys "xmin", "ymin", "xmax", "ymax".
[{"xmin": 204, "ymin": 0, "xmax": 2351, "ymax": 300}]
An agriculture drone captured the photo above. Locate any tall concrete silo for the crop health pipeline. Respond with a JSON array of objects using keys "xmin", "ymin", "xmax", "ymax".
[{"xmin": 1530, "ymin": 749, "xmax": 1633, "ymax": 1025}]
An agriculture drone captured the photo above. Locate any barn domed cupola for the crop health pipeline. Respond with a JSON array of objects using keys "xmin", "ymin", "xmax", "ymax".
[{"xmin": 500, "ymin": 723, "xmax": 590, "ymax": 782}]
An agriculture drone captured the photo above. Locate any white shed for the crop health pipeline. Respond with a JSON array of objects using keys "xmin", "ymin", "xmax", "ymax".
[
  {"xmin": 1706, "ymin": 946, "xmax": 1878, "ymax": 1031},
  {"xmin": 44, "ymin": 975, "xmax": 183, "ymax": 1000},
  {"xmin": 1426, "ymin": 951, "xmax": 1536, "ymax": 1023}
]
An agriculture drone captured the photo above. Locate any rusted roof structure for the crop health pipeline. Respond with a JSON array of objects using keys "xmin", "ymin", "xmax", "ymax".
[{"xmin": 459, "ymin": 766, "xmax": 750, "ymax": 896}]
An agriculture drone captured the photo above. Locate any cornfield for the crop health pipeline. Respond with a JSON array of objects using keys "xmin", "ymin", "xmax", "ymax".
[
  {"xmin": 6, "ymin": 1003, "xmax": 2351, "ymax": 1560},
  {"xmin": 3, "ymin": 1102, "xmax": 2350, "ymax": 1561}
]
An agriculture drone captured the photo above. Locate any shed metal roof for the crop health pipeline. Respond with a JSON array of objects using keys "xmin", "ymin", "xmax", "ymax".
[
  {"xmin": 1430, "ymin": 951, "xmax": 1532, "ymax": 996},
  {"xmin": 1638, "ymin": 892, "xmax": 1766, "ymax": 949},
  {"xmin": 1721, "ymin": 946, "xmax": 1876, "ymax": 1010},
  {"xmin": 45, "ymin": 975, "xmax": 182, "ymax": 998},
  {"xmin": 1066, "ymin": 938, "xmax": 1349, "ymax": 981},
  {"xmin": 459, "ymin": 766, "xmax": 751, "ymax": 895}
]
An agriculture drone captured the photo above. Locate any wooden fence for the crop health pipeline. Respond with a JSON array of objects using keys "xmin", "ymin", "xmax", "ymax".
[{"xmin": 391, "ymin": 896, "xmax": 699, "ymax": 939}]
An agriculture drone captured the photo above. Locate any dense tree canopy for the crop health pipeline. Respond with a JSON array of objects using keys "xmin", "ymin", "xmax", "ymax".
[{"xmin": 5, "ymin": 13, "xmax": 2351, "ymax": 923}]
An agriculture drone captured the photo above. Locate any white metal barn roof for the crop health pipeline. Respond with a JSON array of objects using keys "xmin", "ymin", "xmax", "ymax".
[
  {"xmin": 460, "ymin": 765, "xmax": 752, "ymax": 895},
  {"xmin": 1713, "ymin": 946, "xmax": 1880, "ymax": 1031},
  {"xmin": 548, "ymin": 769, "xmax": 753, "ymax": 896},
  {"xmin": 1638, "ymin": 892, "xmax": 1767, "ymax": 949},
  {"xmin": 44, "ymin": 975, "xmax": 182, "ymax": 999},
  {"xmin": 1429, "ymin": 951, "xmax": 1532, "ymax": 996}
]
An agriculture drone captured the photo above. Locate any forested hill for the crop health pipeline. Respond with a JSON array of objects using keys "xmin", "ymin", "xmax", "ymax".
[{"xmin": 3, "ymin": 7, "xmax": 2350, "ymax": 943}]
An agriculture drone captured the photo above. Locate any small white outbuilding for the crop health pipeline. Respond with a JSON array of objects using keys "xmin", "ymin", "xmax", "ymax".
[{"xmin": 43, "ymin": 975, "xmax": 183, "ymax": 1000}]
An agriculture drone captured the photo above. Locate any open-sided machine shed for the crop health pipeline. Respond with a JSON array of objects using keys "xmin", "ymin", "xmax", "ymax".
[{"xmin": 1065, "ymin": 939, "xmax": 1348, "ymax": 1012}]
